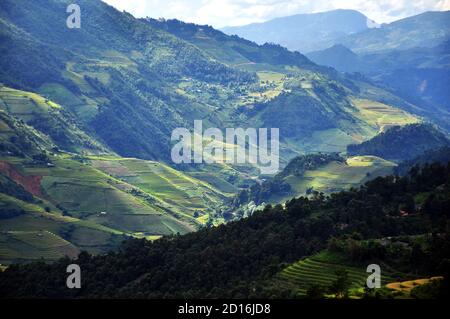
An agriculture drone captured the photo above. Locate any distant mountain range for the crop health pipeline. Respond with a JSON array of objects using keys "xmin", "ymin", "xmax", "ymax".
[
  {"xmin": 222, "ymin": 9, "xmax": 378, "ymax": 53},
  {"xmin": 305, "ymin": 12, "xmax": 450, "ymax": 131},
  {"xmin": 222, "ymin": 10, "xmax": 450, "ymax": 55},
  {"xmin": 339, "ymin": 11, "xmax": 450, "ymax": 54}
]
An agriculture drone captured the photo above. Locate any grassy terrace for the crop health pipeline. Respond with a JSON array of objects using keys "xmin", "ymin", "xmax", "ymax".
[{"xmin": 276, "ymin": 251, "xmax": 396, "ymax": 297}]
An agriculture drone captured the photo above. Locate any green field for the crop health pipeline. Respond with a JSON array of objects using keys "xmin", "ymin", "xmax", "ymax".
[
  {"xmin": 275, "ymin": 251, "xmax": 396, "ymax": 297},
  {"xmin": 89, "ymin": 157, "xmax": 237, "ymax": 225},
  {"xmin": 0, "ymin": 86, "xmax": 105, "ymax": 152},
  {"xmin": 0, "ymin": 231, "xmax": 79, "ymax": 264},
  {"xmin": 0, "ymin": 154, "xmax": 214, "ymax": 263},
  {"xmin": 267, "ymin": 156, "xmax": 396, "ymax": 203}
]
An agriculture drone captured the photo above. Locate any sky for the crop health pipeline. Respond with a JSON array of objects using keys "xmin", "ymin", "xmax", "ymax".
[{"xmin": 102, "ymin": 0, "xmax": 450, "ymax": 28}]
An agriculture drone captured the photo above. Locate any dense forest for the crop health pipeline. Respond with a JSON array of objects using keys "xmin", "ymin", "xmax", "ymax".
[
  {"xmin": 347, "ymin": 124, "xmax": 450, "ymax": 161},
  {"xmin": 1, "ymin": 162, "xmax": 449, "ymax": 298}
]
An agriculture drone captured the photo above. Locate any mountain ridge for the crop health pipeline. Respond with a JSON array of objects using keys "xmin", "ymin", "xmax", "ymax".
[{"xmin": 222, "ymin": 9, "xmax": 376, "ymax": 53}]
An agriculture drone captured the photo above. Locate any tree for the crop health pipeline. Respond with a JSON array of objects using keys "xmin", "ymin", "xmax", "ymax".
[
  {"xmin": 329, "ymin": 269, "xmax": 351, "ymax": 298},
  {"xmin": 306, "ymin": 284, "xmax": 325, "ymax": 299}
]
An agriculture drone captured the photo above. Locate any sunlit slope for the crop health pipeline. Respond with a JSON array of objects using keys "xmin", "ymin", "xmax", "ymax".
[
  {"xmin": 0, "ymin": 190, "xmax": 124, "ymax": 263},
  {"xmin": 238, "ymin": 71, "xmax": 421, "ymax": 157},
  {"xmin": 268, "ymin": 156, "xmax": 396, "ymax": 204},
  {"xmin": 349, "ymin": 99, "xmax": 420, "ymax": 135},
  {"xmin": 0, "ymin": 230, "xmax": 79, "ymax": 264},
  {"xmin": 1, "ymin": 152, "xmax": 222, "ymax": 262},
  {"xmin": 89, "ymin": 157, "xmax": 230, "ymax": 225},
  {"xmin": 1, "ymin": 155, "xmax": 194, "ymax": 235},
  {"xmin": 0, "ymin": 86, "xmax": 106, "ymax": 153},
  {"xmin": 275, "ymin": 251, "xmax": 396, "ymax": 297}
]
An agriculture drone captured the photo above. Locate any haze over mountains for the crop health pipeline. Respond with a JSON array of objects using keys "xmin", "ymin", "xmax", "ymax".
[
  {"xmin": 222, "ymin": 9, "xmax": 380, "ymax": 53},
  {"xmin": 305, "ymin": 11, "xmax": 450, "ymax": 132}
]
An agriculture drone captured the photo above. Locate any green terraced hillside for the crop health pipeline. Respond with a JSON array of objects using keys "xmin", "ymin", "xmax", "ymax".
[
  {"xmin": 249, "ymin": 155, "xmax": 397, "ymax": 205},
  {"xmin": 89, "ymin": 156, "xmax": 231, "ymax": 225},
  {"xmin": 0, "ymin": 230, "xmax": 79, "ymax": 264},
  {"xmin": 275, "ymin": 251, "xmax": 397, "ymax": 297},
  {"xmin": 0, "ymin": 86, "xmax": 107, "ymax": 153}
]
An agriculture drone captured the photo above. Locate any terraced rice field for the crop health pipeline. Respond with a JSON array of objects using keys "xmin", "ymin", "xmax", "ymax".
[
  {"xmin": 386, "ymin": 277, "xmax": 444, "ymax": 293},
  {"xmin": 90, "ymin": 157, "xmax": 228, "ymax": 224},
  {"xmin": 0, "ymin": 231, "xmax": 79, "ymax": 264},
  {"xmin": 276, "ymin": 252, "xmax": 395, "ymax": 297},
  {"xmin": 268, "ymin": 156, "xmax": 396, "ymax": 203},
  {"xmin": 350, "ymin": 98, "xmax": 419, "ymax": 133}
]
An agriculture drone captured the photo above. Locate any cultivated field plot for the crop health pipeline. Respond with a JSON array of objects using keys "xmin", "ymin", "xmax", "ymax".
[
  {"xmin": 0, "ymin": 86, "xmax": 104, "ymax": 152},
  {"xmin": 268, "ymin": 156, "xmax": 396, "ymax": 203},
  {"xmin": 386, "ymin": 277, "xmax": 444, "ymax": 297},
  {"xmin": 90, "ymin": 157, "xmax": 227, "ymax": 224},
  {"xmin": 350, "ymin": 98, "xmax": 419, "ymax": 133},
  {"xmin": 0, "ymin": 191, "xmax": 124, "ymax": 263},
  {"xmin": 0, "ymin": 231, "xmax": 79, "ymax": 264},
  {"xmin": 0, "ymin": 86, "xmax": 60, "ymax": 116},
  {"xmin": 276, "ymin": 251, "xmax": 395, "ymax": 297},
  {"xmin": 2, "ymin": 156, "xmax": 193, "ymax": 237}
]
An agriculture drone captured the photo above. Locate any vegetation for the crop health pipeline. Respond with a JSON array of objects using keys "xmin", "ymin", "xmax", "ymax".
[
  {"xmin": 0, "ymin": 0, "xmax": 449, "ymax": 300},
  {"xmin": 234, "ymin": 154, "xmax": 396, "ymax": 207},
  {"xmin": 396, "ymin": 146, "xmax": 450, "ymax": 175},
  {"xmin": 347, "ymin": 124, "xmax": 450, "ymax": 161},
  {"xmin": 1, "ymin": 163, "xmax": 449, "ymax": 298}
]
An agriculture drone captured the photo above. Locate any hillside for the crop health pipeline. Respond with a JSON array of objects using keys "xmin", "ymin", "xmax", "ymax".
[
  {"xmin": 0, "ymin": 85, "xmax": 107, "ymax": 153},
  {"xmin": 0, "ymin": 0, "xmax": 425, "ymax": 166},
  {"xmin": 339, "ymin": 11, "xmax": 450, "ymax": 54},
  {"xmin": 0, "ymin": 0, "xmax": 256, "ymax": 162},
  {"xmin": 0, "ymin": 0, "xmax": 444, "ymax": 269},
  {"xmin": 395, "ymin": 146, "xmax": 450, "ymax": 176},
  {"xmin": 347, "ymin": 123, "xmax": 450, "ymax": 161},
  {"xmin": 307, "ymin": 41, "xmax": 450, "ymax": 131},
  {"xmin": 307, "ymin": 45, "xmax": 361, "ymax": 73},
  {"xmin": 1, "ymin": 163, "xmax": 448, "ymax": 298},
  {"xmin": 222, "ymin": 9, "xmax": 376, "ymax": 53},
  {"xmin": 234, "ymin": 153, "xmax": 396, "ymax": 208},
  {"xmin": 273, "ymin": 250, "xmax": 397, "ymax": 298},
  {"xmin": 0, "ymin": 104, "xmax": 229, "ymax": 263},
  {"xmin": 145, "ymin": 18, "xmax": 316, "ymax": 71},
  {"xmin": 0, "ymin": 150, "xmax": 233, "ymax": 263}
]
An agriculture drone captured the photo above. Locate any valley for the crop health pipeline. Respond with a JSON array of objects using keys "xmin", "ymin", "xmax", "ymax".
[{"xmin": 0, "ymin": 0, "xmax": 449, "ymax": 301}]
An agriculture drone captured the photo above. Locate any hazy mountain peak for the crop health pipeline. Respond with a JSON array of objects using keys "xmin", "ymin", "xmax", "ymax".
[{"xmin": 222, "ymin": 9, "xmax": 374, "ymax": 53}]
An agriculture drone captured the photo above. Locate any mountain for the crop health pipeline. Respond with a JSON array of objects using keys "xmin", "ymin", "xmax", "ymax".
[
  {"xmin": 307, "ymin": 44, "xmax": 361, "ymax": 73},
  {"xmin": 395, "ymin": 146, "xmax": 450, "ymax": 175},
  {"xmin": 0, "ymin": 0, "xmax": 423, "ymax": 163},
  {"xmin": 233, "ymin": 153, "xmax": 396, "ymax": 208},
  {"xmin": 0, "ymin": 0, "xmax": 439, "ymax": 266},
  {"xmin": 222, "ymin": 9, "xmax": 377, "ymax": 53},
  {"xmin": 308, "ymin": 37, "xmax": 450, "ymax": 132},
  {"xmin": 308, "ymin": 40, "xmax": 450, "ymax": 74},
  {"xmin": 0, "ymin": 0, "xmax": 450, "ymax": 300},
  {"xmin": 223, "ymin": 10, "xmax": 450, "ymax": 133},
  {"xmin": 340, "ymin": 11, "xmax": 450, "ymax": 54},
  {"xmin": 347, "ymin": 123, "xmax": 450, "ymax": 161},
  {"xmin": 0, "ymin": 0, "xmax": 255, "ymax": 162},
  {"xmin": 1, "ymin": 163, "xmax": 449, "ymax": 298}
]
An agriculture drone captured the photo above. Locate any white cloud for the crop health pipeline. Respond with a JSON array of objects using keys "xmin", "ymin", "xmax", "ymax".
[{"xmin": 102, "ymin": 0, "xmax": 450, "ymax": 27}]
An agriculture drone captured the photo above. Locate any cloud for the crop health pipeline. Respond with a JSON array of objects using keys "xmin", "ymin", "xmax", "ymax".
[{"xmin": 102, "ymin": 0, "xmax": 450, "ymax": 27}]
